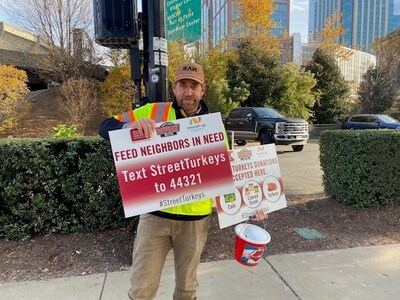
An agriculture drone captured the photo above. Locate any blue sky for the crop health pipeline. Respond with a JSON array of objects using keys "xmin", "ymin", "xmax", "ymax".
[
  {"xmin": 0, "ymin": 0, "xmax": 310, "ymax": 42},
  {"xmin": 290, "ymin": 0, "xmax": 309, "ymax": 42}
]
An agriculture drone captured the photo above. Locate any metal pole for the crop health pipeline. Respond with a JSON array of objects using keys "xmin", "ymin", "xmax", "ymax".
[
  {"xmin": 129, "ymin": 47, "xmax": 142, "ymax": 109},
  {"xmin": 142, "ymin": 0, "xmax": 168, "ymax": 103}
]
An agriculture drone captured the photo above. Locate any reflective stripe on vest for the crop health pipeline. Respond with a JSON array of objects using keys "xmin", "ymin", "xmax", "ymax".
[
  {"xmin": 115, "ymin": 102, "xmax": 172, "ymax": 123},
  {"xmin": 151, "ymin": 102, "xmax": 172, "ymax": 122},
  {"xmin": 116, "ymin": 110, "xmax": 135, "ymax": 122}
]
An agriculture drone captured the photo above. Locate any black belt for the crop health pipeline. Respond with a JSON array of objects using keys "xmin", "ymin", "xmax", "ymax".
[{"xmin": 149, "ymin": 211, "xmax": 209, "ymax": 221}]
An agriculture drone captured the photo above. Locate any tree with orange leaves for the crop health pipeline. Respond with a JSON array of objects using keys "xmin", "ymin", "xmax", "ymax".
[
  {"xmin": 313, "ymin": 12, "xmax": 352, "ymax": 60},
  {"xmin": 233, "ymin": 0, "xmax": 282, "ymax": 56},
  {"xmin": 0, "ymin": 65, "xmax": 30, "ymax": 132}
]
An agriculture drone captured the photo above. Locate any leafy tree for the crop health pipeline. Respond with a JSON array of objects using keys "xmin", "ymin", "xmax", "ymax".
[
  {"xmin": 0, "ymin": 65, "xmax": 30, "ymax": 132},
  {"xmin": 226, "ymin": 40, "xmax": 282, "ymax": 107},
  {"xmin": 167, "ymin": 40, "xmax": 189, "ymax": 100},
  {"xmin": 358, "ymin": 68, "xmax": 397, "ymax": 113},
  {"xmin": 313, "ymin": 12, "xmax": 352, "ymax": 60},
  {"xmin": 273, "ymin": 63, "xmax": 318, "ymax": 120},
  {"xmin": 233, "ymin": 0, "xmax": 282, "ymax": 56},
  {"xmin": 193, "ymin": 42, "xmax": 245, "ymax": 114},
  {"xmin": 166, "ymin": 40, "xmax": 241, "ymax": 114},
  {"xmin": 100, "ymin": 66, "xmax": 136, "ymax": 116},
  {"xmin": 305, "ymin": 49, "xmax": 351, "ymax": 123},
  {"xmin": 203, "ymin": 79, "xmax": 241, "ymax": 116}
]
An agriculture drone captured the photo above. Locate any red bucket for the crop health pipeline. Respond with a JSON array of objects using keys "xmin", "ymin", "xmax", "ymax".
[{"xmin": 234, "ymin": 223, "xmax": 271, "ymax": 266}]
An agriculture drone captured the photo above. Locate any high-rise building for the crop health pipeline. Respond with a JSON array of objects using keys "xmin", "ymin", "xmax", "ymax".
[
  {"xmin": 271, "ymin": 1, "xmax": 290, "ymax": 38},
  {"xmin": 309, "ymin": 0, "xmax": 400, "ymax": 52},
  {"xmin": 291, "ymin": 33, "xmax": 303, "ymax": 65},
  {"xmin": 308, "ymin": 0, "xmax": 316, "ymax": 42},
  {"xmin": 291, "ymin": 36, "xmax": 376, "ymax": 96},
  {"xmin": 202, "ymin": 0, "xmax": 290, "ymax": 50}
]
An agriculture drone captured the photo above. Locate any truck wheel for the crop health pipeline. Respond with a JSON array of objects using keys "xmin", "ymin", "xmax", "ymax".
[
  {"xmin": 292, "ymin": 145, "xmax": 304, "ymax": 152},
  {"xmin": 235, "ymin": 140, "xmax": 247, "ymax": 146},
  {"xmin": 259, "ymin": 132, "xmax": 273, "ymax": 145}
]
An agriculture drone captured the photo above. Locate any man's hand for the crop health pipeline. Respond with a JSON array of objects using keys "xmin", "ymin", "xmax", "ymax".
[
  {"xmin": 251, "ymin": 209, "xmax": 268, "ymax": 221},
  {"xmin": 125, "ymin": 119, "xmax": 156, "ymax": 139}
]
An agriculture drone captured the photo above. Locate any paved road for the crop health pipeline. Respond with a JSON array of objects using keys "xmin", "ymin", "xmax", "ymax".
[{"xmin": 238, "ymin": 140, "xmax": 324, "ymax": 195}]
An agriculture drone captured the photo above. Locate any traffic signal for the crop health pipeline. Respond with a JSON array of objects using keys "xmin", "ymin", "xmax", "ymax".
[{"xmin": 93, "ymin": 0, "xmax": 138, "ymax": 48}]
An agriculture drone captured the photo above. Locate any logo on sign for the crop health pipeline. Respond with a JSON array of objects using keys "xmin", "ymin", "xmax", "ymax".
[
  {"xmin": 188, "ymin": 116, "xmax": 206, "ymax": 132},
  {"xmin": 130, "ymin": 128, "xmax": 147, "ymax": 142},
  {"xmin": 156, "ymin": 122, "xmax": 180, "ymax": 137},
  {"xmin": 190, "ymin": 117, "xmax": 201, "ymax": 125},
  {"xmin": 238, "ymin": 148, "xmax": 252, "ymax": 161},
  {"xmin": 256, "ymin": 146, "xmax": 267, "ymax": 157}
]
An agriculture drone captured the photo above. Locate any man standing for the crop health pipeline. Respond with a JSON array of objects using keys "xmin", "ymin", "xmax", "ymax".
[{"xmin": 99, "ymin": 62, "xmax": 267, "ymax": 299}]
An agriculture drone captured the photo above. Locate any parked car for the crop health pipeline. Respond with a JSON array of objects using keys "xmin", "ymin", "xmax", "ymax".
[{"xmin": 342, "ymin": 114, "xmax": 400, "ymax": 130}]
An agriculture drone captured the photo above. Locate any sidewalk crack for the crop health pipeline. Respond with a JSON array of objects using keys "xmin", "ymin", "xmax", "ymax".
[
  {"xmin": 99, "ymin": 272, "xmax": 108, "ymax": 300},
  {"xmin": 264, "ymin": 258, "xmax": 302, "ymax": 299}
]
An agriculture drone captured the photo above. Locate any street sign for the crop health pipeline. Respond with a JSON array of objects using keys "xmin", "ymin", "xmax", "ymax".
[{"xmin": 166, "ymin": 0, "xmax": 201, "ymax": 43}]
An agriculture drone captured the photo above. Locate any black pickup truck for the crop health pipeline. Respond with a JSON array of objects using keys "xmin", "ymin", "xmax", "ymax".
[{"xmin": 223, "ymin": 107, "xmax": 309, "ymax": 151}]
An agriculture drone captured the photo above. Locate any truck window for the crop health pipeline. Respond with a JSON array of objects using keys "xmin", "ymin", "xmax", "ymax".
[
  {"xmin": 229, "ymin": 110, "xmax": 242, "ymax": 118},
  {"xmin": 253, "ymin": 107, "xmax": 283, "ymax": 118},
  {"xmin": 240, "ymin": 109, "xmax": 253, "ymax": 118}
]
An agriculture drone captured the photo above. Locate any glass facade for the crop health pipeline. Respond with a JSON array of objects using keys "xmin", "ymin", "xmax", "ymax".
[
  {"xmin": 205, "ymin": 0, "xmax": 289, "ymax": 50},
  {"xmin": 336, "ymin": 47, "xmax": 377, "ymax": 96},
  {"xmin": 308, "ymin": 0, "xmax": 317, "ymax": 41},
  {"xmin": 209, "ymin": 0, "xmax": 229, "ymax": 46},
  {"xmin": 309, "ymin": 0, "xmax": 400, "ymax": 52},
  {"xmin": 391, "ymin": 0, "xmax": 400, "ymax": 32},
  {"xmin": 271, "ymin": 2, "xmax": 288, "ymax": 37},
  {"xmin": 202, "ymin": 1, "xmax": 210, "ymax": 47}
]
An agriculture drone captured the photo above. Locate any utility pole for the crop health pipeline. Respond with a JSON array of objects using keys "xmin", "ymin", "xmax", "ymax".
[
  {"xmin": 141, "ymin": 0, "xmax": 168, "ymax": 104},
  {"xmin": 93, "ymin": 0, "xmax": 168, "ymax": 108}
]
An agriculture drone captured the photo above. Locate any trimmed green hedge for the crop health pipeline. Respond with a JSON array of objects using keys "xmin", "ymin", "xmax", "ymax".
[
  {"xmin": 319, "ymin": 130, "xmax": 400, "ymax": 208},
  {"xmin": 0, "ymin": 137, "xmax": 133, "ymax": 240}
]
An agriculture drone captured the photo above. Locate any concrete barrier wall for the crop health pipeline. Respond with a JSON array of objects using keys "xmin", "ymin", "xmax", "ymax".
[{"xmin": 309, "ymin": 124, "xmax": 341, "ymax": 140}]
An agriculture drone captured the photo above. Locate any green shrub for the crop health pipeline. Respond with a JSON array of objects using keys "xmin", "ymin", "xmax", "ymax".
[
  {"xmin": 319, "ymin": 130, "xmax": 400, "ymax": 208},
  {"xmin": 0, "ymin": 137, "xmax": 133, "ymax": 240},
  {"xmin": 46, "ymin": 124, "xmax": 82, "ymax": 138}
]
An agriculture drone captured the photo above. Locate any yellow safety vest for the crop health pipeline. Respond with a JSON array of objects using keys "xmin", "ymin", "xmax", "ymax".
[{"xmin": 114, "ymin": 102, "xmax": 213, "ymax": 216}]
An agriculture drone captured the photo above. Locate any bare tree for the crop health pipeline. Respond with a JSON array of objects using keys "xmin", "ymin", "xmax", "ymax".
[
  {"xmin": 105, "ymin": 49, "xmax": 130, "ymax": 67},
  {"xmin": 2, "ymin": 0, "xmax": 105, "ymax": 82},
  {"xmin": 358, "ymin": 67, "xmax": 397, "ymax": 113},
  {"xmin": 57, "ymin": 77, "xmax": 102, "ymax": 132},
  {"xmin": 373, "ymin": 29, "xmax": 400, "ymax": 96}
]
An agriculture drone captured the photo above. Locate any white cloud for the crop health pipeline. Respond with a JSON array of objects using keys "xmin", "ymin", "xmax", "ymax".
[{"xmin": 291, "ymin": 0, "xmax": 309, "ymax": 12}]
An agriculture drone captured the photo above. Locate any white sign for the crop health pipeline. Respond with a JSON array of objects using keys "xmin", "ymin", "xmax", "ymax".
[
  {"xmin": 216, "ymin": 144, "xmax": 287, "ymax": 228},
  {"xmin": 109, "ymin": 113, "xmax": 235, "ymax": 218},
  {"xmin": 153, "ymin": 37, "xmax": 168, "ymax": 52},
  {"xmin": 154, "ymin": 52, "xmax": 168, "ymax": 66}
]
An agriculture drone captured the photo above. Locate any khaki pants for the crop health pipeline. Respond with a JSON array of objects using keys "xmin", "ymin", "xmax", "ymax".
[{"xmin": 128, "ymin": 214, "xmax": 210, "ymax": 300}]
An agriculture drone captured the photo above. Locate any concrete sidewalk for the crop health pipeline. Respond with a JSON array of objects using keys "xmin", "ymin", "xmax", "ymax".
[{"xmin": 1, "ymin": 244, "xmax": 399, "ymax": 300}]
